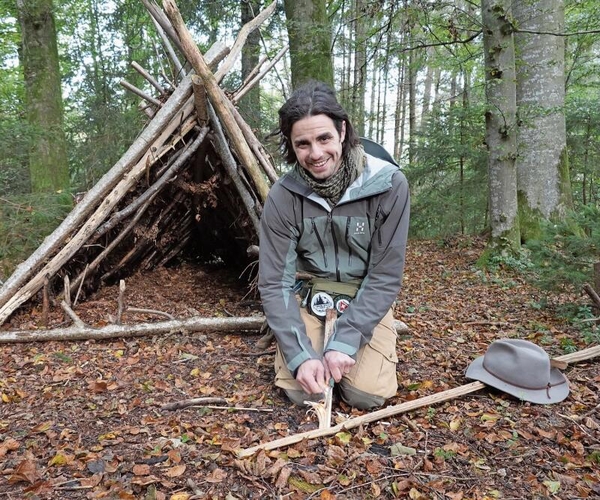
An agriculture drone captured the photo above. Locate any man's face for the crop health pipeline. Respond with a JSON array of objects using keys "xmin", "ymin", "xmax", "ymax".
[{"xmin": 290, "ymin": 114, "xmax": 346, "ymax": 180}]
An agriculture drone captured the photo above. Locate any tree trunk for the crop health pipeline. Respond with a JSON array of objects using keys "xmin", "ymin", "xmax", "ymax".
[
  {"xmin": 17, "ymin": 0, "xmax": 69, "ymax": 193},
  {"xmin": 482, "ymin": 0, "xmax": 520, "ymax": 251},
  {"xmin": 351, "ymin": 0, "xmax": 367, "ymax": 136},
  {"xmin": 420, "ymin": 46, "xmax": 435, "ymax": 130},
  {"xmin": 407, "ymin": 45, "xmax": 417, "ymax": 168},
  {"xmin": 394, "ymin": 46, "xmax": 406, "ymax": 161},
  {"xmin": 514, "ymin": 0, "xmax": 573, "ymax": 242},
  {"xmin": 239, "ymin": 0, "xmax": 262, "ymax": 131},
  {"xmin": 283, "ymin": 0, "xmax": 334, "ymax": 88}
]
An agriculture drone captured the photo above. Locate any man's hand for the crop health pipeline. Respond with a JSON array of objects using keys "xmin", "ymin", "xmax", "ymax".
[
  {"xmin": 296, "ymin": 359, "xmax": 327, "ymax": 394},
  {"xmin": 324, "ymin": 351, "xmax": 355, "ymax": 383}
]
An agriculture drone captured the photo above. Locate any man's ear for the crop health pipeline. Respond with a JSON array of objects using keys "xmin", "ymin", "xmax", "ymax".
[{"xmin": 341, "ymin": 120, "xmax": 347, "ymax": 143}]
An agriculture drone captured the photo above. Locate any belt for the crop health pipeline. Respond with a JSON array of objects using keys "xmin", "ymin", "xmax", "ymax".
[{"xmin": 298, "ymin": 278, "xmax": 361, "ymax": 318}]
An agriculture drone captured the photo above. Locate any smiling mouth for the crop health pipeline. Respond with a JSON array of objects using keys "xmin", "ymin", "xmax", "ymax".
[{"xmin": 310, "ymin": 159, "xmax": 329, "ymax": 170}]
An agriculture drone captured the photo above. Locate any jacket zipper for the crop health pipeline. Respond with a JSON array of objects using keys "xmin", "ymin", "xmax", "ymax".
[
  {"xmin": 345, "ymin": 217, "xmax": 353, "ymax": 267},
  {"xmin": 328, "ymin": 212, "xmax": 341, "ymax": 281},
  {"xmin": 374, "ymin": 205, "xmax": 383, "ymax": 246},
  {"xmin": 311, "ymin": 218, "xmax": 328, "ymax": 267}
]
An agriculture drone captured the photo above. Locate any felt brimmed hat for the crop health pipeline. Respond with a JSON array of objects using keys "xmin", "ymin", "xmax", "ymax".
[{"xmin": 465, "ymin": 339, "xmax": 569, "ymax": 404}]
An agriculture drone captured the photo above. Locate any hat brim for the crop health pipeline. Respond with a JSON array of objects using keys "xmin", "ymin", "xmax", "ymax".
[{"xmin": 465, "ymin": 356, "xmax": 570, "ymax": 404}]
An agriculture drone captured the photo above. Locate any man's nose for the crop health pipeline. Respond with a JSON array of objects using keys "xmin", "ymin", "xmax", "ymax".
[{"xmin": 310, "ymin": 144, "xmax": 323, "ymax": 158}]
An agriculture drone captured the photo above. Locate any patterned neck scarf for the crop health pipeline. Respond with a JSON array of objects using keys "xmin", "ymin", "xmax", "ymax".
[{"xmin": 296, "ymin": 144, "xmax": 366, "ymax": 207}]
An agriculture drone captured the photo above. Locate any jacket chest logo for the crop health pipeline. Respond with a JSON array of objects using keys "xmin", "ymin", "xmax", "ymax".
[{"xmin": 354, "ymin": 222, "xmax": 366, "ymax": 235}]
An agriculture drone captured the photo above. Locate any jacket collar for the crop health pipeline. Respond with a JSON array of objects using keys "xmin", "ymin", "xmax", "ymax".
[{"xmin": 279, "ymin": 153, "xmax": 399, "ymax": 209}]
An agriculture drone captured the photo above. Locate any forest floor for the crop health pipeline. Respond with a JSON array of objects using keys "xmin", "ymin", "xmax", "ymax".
[{"xmin": 0, "ymin": 237, "xmax": 599, "ymax": 500}]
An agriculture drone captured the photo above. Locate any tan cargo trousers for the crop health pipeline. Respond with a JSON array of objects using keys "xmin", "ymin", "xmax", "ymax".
[{"xmin": 274, "ymin": 306, "xmax": 399, "ymax": 409}]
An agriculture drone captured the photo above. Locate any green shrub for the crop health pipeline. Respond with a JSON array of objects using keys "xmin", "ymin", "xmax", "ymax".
[
  {"xmin": 0, "ymin": 192, "xmax": 72, "ymax": 281},
  {"xmin": 525, "ymin": 206, "xmax": 600, "ymax": 292}
]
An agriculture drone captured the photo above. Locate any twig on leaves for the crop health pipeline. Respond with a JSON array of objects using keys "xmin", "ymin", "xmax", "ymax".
[
  {"xmin": 126, "ymin": 307, "xmax": 175, "ymax": 320},
  {"xmin": 162, "ymin": 397, "xmax": 228, "ymax": 410},
  {"xmin": 60, "ymin": 300, "xmax": 85, "ymax": 328},
  {"xmin": 557, "ymin": 412, "xmax": 600, "ymax": 444},
  {"xmin": 200, "ymin": 406, "xmax": 273, "ymax": 412}
]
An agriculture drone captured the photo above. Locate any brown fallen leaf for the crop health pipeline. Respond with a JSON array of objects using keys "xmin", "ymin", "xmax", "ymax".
[
  {"xmin": 88, "ymin": 380, "xmax": 108, "ymax": 393},
  {"xmin": 131, "ymin": 474, "xmax": 161, "ymax": 486},
  {"xmin": 31, "ymin": 421, "xmax": 53, "ymax": 433},
  {"xmin": 8, "ymin": 457, "xmax": 41, "ymax": 484},
  {"xmin": 0, "ymin": 437, "xmax": 20, "ymax": 458},
  {"xmin": 319, "ymin": 490, "xmax": 336, "ymax": 500},
  {"xmin": 133, "ymin": 463, "xmax": 151, "ymax": 476},
  {"xmin": 167, "ymin": 449, "xmax": 182, "ymax": 463},
  {"xmin": 205, "ymin": 467, "xmax": 227, "ymax": 483},
  {"xmin": 275, "ymin": 466, "xmax": 291, "ymax": 490},
  {"xmin": 79, "ymin": 474, "xmax": 103, "ymax": 488},
  {"xmin": 165, "ymin": 464, "xmax": 186, "ymax": 477},
  {"xmin": 23, "ymin": 480, "xmax": 53, "ymax": 495}
]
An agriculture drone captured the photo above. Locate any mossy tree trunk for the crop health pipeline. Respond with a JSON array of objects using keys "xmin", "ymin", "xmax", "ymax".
[
  {"xmin": 283, "ymin": 0, "xmax": 334, "ymax": 89},
  {"xmin": 514, "ymin": 0, "xmax": 574, "ymax": 242},
  {"xmin": 17, "ymin": 0, "xmax": 69, "ymax": 194},
  {"xmin": 239, "ymin": 0, "xmax": 262, "ymax": 132},
  {"xmin": 481, "ymin": 0, "xmax": 520, "ymax": 252}
]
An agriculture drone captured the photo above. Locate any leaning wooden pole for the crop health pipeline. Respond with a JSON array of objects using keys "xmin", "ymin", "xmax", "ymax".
[
  {"xmin": 163, "ymin": 0, "xmax": 271, "ymax": 203},
  {"xmin": 236, "ymin": 344, "xmax": 600, "ymax": 458}
]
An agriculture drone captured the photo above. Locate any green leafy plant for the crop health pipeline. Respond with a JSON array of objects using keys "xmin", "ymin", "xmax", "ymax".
[
  {"xmin": 433, "ymin": 447, "xmax": 456, "ymax": 460},
  {"xmin": 0, "ymin": 193, "xmax": 73, "ymax": 280},
  {"xmin": 525, "ymin": 207, "xmax": 600, "ymax": 292}
]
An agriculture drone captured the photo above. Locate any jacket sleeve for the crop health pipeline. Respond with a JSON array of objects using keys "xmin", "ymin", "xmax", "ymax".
[
  {"xmin": 326, "ymin": 170, "xmax": 410, "ymax": 357},
  {"xmin": 258, "ymin": 184, "xmax": 320, "ymax": 373}
]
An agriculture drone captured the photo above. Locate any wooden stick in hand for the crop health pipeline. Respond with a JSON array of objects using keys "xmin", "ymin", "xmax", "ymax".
[{"xmin": 305, "ymin": 308, "xmax": 336, "ymax": 429}]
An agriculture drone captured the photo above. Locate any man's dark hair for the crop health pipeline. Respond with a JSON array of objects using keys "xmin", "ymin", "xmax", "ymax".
[{"xmin": 277, "ymin": 80, "xmax": 361, "ymax": 164}]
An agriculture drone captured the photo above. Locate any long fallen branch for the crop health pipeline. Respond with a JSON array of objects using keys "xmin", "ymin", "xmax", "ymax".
[
  {"xmin": 0, "ymin": 316, "xmax": 265, "ymax": 344},
  {"xmin": 236, "ymin": 343, "xmax": 600, "ymax": 458}
]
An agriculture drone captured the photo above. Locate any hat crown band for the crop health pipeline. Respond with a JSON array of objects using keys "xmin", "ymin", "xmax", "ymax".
[{"xmin": 482, "ymin": 341, "xmax": 552, "ymax": 389}]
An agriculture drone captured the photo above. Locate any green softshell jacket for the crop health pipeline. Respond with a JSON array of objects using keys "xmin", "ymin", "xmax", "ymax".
[{"xmin": 258, "ymin": 152, "xmax": 410, "ymax": 374}]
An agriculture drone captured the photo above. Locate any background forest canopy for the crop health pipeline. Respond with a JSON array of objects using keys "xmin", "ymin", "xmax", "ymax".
[{"xmin": 0, "ymin": 0, "xmax": 599, "ymax": 294}]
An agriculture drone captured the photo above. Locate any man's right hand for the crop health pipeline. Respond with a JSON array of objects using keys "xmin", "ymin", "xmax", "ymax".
[{"xmin": 296, "ymin": 359, "xmax": 327, "ymax": 394}]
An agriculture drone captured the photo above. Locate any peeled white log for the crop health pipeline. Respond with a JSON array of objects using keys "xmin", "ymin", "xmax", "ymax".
[{"xmin": 0, "ymin": 316, "xmax": 265, "ymax": 344}]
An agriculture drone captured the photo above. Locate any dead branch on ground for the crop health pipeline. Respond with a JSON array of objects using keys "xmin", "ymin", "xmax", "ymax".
[{"xmin": 237, "ymin": 343, "xmax": 600, "ymax": 458}]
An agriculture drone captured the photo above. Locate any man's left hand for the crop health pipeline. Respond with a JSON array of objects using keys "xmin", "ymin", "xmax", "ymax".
[{"xmin": 323, "ymin": 351, "xmax": 355, "ymax": 383}]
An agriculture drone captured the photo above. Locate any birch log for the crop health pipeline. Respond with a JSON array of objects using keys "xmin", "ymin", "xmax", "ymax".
[{"xmin": 0, "ymin": 316, "xmax": 265, "ymax": 344}]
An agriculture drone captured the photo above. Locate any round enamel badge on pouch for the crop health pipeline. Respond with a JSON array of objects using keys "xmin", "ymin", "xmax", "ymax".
[
  {"xmin": 334, "ymin": 294, "xmax": 352, "ymax": 314},
  {"xmin": 310, "ymin": 292, "xmax": 334, "ymax": 317}
]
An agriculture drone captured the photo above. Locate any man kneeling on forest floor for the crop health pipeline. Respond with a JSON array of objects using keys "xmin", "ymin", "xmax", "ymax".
[{"xmin": 258, "ymin": 81, "xmax": 410, "ymax": 410}]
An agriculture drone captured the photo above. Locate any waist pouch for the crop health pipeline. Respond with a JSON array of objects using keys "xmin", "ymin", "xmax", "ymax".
[{"xmin": 302, "ymin": 278, "xmax": 361, "ymax": 318}]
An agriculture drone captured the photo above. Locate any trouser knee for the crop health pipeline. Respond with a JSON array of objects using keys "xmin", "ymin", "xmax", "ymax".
[
  {"xmin": 339, "ymin": 382, "xmax": 386, "ymax": 410},
  {"xmin": 282, "ymin": 388, "xmax": 324, "ymax": 406}
]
